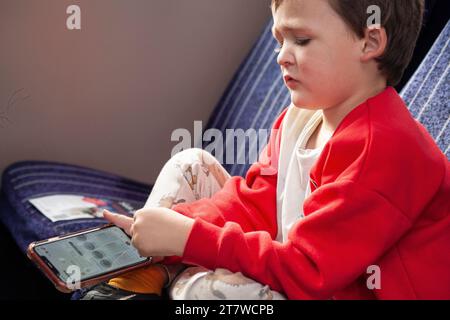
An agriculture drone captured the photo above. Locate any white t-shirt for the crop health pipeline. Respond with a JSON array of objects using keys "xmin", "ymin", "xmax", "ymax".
[{"xmin": 276, "ymin": 108, "xmax": 333, "ymax": 242}]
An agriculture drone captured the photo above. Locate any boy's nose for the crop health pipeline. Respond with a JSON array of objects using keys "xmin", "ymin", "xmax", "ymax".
[{"xmin": 276, "ymin": 47, "xmax": 294, "ymax": 67}]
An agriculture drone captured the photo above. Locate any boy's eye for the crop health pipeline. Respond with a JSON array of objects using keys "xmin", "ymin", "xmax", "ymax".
[
  {"xmin": 273, "ymin": 38, "xmax": 311, "ymax": 53},
  {"xmin": 295, "ymin": 38, "xmax": 311, "ymax": 46}
]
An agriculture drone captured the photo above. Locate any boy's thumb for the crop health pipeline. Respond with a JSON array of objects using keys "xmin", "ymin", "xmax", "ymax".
[{"xmin": 103, "ymin": 209, "xmax": 133, "ymax": 235}]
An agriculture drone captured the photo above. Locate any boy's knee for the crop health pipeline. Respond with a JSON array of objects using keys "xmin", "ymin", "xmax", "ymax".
[
  {"xmin": 171, "ymin": 148, "xmax": 201, "ymax": 160},
  {"xmin": 170, "ymin": 148, "xmax": 216, "ymax": 165}
]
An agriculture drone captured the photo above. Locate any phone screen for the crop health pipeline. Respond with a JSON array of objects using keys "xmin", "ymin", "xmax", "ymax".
[{"xmin": 33, "ymin": 226, "xmax": 149, "ymax": 283}]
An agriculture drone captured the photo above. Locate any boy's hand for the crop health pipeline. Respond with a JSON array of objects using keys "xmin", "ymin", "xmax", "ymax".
[{"xmin": 103, "ymin": 208, "xmax": 194, "ymax": 258}]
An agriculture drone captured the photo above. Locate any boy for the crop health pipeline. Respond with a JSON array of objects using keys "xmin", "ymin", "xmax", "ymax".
[{"xmin": 83, "ymin": 0, "xmax": 449, "ymax": 299}]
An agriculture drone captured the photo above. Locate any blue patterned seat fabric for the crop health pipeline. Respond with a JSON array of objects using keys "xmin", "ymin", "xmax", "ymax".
[
  {"xmin": 400, "ymin": 21, "xmax": 450, "ymax": 157},
  {"xmin": 0, "ymin": 20, "xmax": 448, "ymax": 254}
]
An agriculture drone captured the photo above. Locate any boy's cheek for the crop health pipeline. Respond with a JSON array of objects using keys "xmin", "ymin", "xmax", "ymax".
[
  {"xmin": 289, "ymin": 53, "xmax": 355, "ymax": 106},
  {"xmin": 296, "ymin": 63, "xmax": 326, "ymax": 89}
]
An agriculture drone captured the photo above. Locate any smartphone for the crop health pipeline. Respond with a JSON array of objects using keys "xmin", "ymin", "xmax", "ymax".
[{"xmin": 27, "ymin": 224, "xmax": 153, "ymax": 293}]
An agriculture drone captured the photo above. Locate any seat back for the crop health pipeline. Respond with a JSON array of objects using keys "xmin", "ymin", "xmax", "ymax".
[{"xmin": 400, "ymin": 20, "xmax": 450, "ymax": 158}]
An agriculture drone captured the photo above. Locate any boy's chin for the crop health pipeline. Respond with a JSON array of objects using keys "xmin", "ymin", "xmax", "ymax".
[{"xmin": 290, "ymin": 92, "xmax": 323, "ymax": 110}]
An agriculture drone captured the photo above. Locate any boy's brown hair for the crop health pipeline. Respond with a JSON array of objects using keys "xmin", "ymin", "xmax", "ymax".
[{"xmin": 271, "ymin": 0, "xmax": 425, "ymax": 86}]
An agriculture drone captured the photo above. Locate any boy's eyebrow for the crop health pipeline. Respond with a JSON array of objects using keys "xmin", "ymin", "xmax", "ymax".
[{"xmin": 271, "ymin": 24, "xmax": 312, "ymax": 37}]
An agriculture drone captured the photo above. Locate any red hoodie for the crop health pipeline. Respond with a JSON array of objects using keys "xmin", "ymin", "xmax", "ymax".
[{"xmin": 168, "ymin": 87, "xmax": 450, "ymax": 299}]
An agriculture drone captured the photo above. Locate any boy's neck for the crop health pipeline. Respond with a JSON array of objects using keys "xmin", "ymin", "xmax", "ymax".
[{"xmin": 321, "ymin": 81, "xmax": 387, "ymax": 134}]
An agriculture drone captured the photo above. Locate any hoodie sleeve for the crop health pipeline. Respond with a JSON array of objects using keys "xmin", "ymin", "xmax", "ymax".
[{"xmin": 180, "ymin": 180, "xmax": 412, "ymax": 299}]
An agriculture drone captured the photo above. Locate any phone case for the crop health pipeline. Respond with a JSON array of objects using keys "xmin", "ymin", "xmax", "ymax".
[{"xmin": 27, "ymin": 223, "xmax": 154, "ymax": 293}]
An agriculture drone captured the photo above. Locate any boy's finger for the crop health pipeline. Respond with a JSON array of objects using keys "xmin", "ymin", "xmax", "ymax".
[{"xmin": 103, "ymin": 209, "xmax": 133, "ymax": 235}]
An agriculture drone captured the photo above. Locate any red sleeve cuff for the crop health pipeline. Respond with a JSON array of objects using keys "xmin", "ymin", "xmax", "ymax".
[
  {"xmin": 181, "ymin": 217, "xmax": 223, "ymax": 270},
  {"xmin": 171, "ymin": 202, "xmax": 195, "ymax": 218}
]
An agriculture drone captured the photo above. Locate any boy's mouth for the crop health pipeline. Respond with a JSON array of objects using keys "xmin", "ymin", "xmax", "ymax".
[
  {"xmin": 284, "ymin": 74, "xmax": 298, "ymax": 82},
  {"xmin": 284, "ymin": 75, "xmax": 299, "ymax": 88}
]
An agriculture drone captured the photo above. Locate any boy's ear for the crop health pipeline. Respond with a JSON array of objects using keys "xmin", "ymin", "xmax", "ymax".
[{"xmin": 360, "ymin": 26, "xmax": 387, "ymax": 62}]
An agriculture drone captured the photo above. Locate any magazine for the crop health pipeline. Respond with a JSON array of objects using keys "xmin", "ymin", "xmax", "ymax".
[{"xmin": 29, "ymin": 195, "xmax": 139, "ymax": 222}]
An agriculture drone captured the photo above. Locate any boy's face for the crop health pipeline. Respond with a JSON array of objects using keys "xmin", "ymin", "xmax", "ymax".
[{"xmin": 271, "ymin": 0, "xmax": 367, "ymax": 110}]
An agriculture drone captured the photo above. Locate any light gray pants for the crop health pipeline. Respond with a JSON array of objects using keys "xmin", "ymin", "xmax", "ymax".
[{"xmin": 143, "ymin": 148, "xmax": 286, "ymax": 300}]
